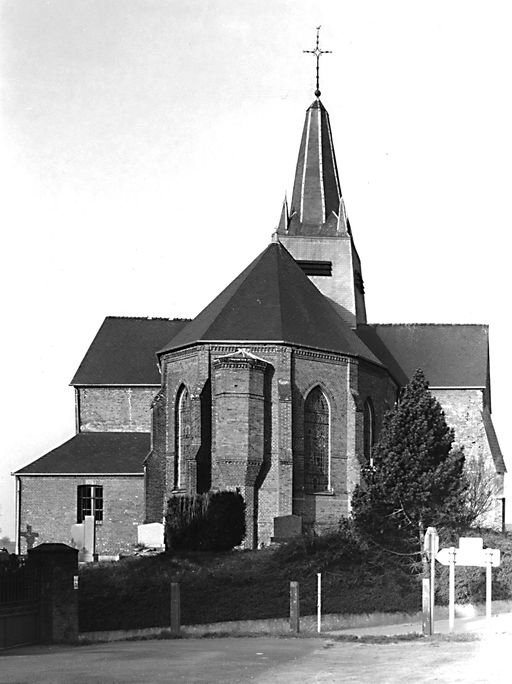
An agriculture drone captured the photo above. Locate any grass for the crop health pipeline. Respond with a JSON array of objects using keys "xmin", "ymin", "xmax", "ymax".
[
  {"xmin": 79, "ymin": 528, "xmax": 512, "ymax": 634},
  {"xmin": 79, "ymin": 530, "xmax": 420, "ymax": 633}
]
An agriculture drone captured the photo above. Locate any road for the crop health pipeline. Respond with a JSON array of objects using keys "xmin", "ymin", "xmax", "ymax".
[{"xmin": 0, "ymin": 633, "xmax": 510, "ymax": 683}]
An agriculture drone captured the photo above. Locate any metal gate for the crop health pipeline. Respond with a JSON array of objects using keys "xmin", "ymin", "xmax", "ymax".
[{"xmin": 0, "ymin": 556, "xmax": 40, "ymax": 649}]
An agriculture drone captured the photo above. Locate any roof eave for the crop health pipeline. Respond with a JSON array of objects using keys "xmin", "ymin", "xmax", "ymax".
[
  {"xmin": 429, "ymin": 386, "xmax": 486, "ymax": 391},
  {"xmin": 158, "ymin": 339, "xmax": 385, "ymax": 369},
  {"xmin": 14, "ymin": 471, "xmax": 144, "ymax": 477},
  {"xmin": 70, "ymin": 383, "xmax": 161, "ymax": 388}
]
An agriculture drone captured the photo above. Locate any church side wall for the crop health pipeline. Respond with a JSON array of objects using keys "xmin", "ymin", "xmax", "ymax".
[
  {"xmin": 18, "ymin": 475, "xmax": 144, "ymax": 556},
  {"xmin": 78, "ymin": 387, "xmax": 157, "ymax": 432},
  {"xmin": 432, "ymin": 388, "xmax": 504, "ymax": 528},
  {"xmin": 292, "ymin": 351, "xmax": 351, "ymax": 532},
  {"xmin": 144, "ymin": 390, "xmax": 167, "ymax": 524},
  {"xmin": 431, "ymin": 389, "xmax": 486, "ymax": 462},
  {"xmin": 351, "ymin": 364, "xmax": 398, "ymax": 504},
  {"xmin": 148, "ymin": 347, "xmax": 210, "ymax": 519}
]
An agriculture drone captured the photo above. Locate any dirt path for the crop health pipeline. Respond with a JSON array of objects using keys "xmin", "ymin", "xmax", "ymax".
[{"xmin": 255, "ymin": 635, "xmax": 510, "ymax": 683}]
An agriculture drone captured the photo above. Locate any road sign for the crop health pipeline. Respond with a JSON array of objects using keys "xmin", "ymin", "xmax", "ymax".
[
  {"xmin": 435, "ymin": 541, "xmax": 501, "ymax": 568},
  {"xmin": 423, "ymin": 526, "xmax": 439, "ymax": 559},
  {"xmin": 456, "ymin": 537, "xmax": 484, "ymax": 566},
  {"xmin": 436, "ymin": 539, "xmax": 502, "ymax": 632},
  {"xmin": 484, "ymin": 548, "xmax": 501, "ymax": 567},
  {"xmin": 435, "ymin": 547, "xmax": 455, "ymax": 566}
]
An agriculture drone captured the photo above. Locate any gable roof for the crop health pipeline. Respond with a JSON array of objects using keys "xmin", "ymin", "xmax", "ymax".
[
  {"xmin": 357, "ymin": 324, "xmax": 489, "ymax": 388},
  {"xmin": 71, "ymin": 317, "xmax": 190, "ymax": 386},
  {"xmin": 15, "ymin": 432, "xmax": 149, "ymax": 475},
  {"xmin": 159, "ymin": 242, "xmax": 382, "ymax": 365}
]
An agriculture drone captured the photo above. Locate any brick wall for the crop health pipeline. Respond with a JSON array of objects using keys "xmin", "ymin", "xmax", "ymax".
[
  {"xmin": 351, "ymin": 362, "xmax": 398, "ymax": 500},
  {"xmin": 144, "ymin": 390, "xmax": 167, "ymax": 523},
  {"xmin": 432, "ymin": 388, "xmax": 504, "ymax": 528},
  {"xmin": 18, "ymin": 475, "xmax": 144, "ymax": 556},
  {"xmin": 212, "ymin": 353, "xmax": 269, "ymax": 548},
  {"xmin": 145, "ymin": 347, "xmax": 210, "ymax": 523},
  {"xmin": 149, "ymin": 341, "xmax": 400, "ymax": 546},
  {"xmin": 78, "ymin": 387, "xmax": 157, "ymax": 432},
  {"xmin": 293, "ymin": 352, "xmax": 397, "ymax": 531},
  {"xmin": 292, "ymin": 350, "xmax": 351, "ymax": 532}
]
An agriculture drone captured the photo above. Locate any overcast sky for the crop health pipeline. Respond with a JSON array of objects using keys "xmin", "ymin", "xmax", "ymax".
[{"xmin": 1, "ymin": 0, "xmax": 511, "ymax": 538}]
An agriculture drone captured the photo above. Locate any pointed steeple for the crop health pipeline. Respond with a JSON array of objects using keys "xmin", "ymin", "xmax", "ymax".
[
  {"xmin": 277, "ymin": 195, "xmax": 289, "ymax": 233},
  {"xmin": 336, "ymin": 195, "xmax": 349, "ymax": 235},
  {"xmin": 275, "ymin": 96, "xmax": 367, "ymax": 327},
  {"xmin": 278, "ymin": 99, "xmax": 342, "ymax": 236},
  {"xmin": 275, "ymin": 32, "xmax": 367, "ymax": 328}
]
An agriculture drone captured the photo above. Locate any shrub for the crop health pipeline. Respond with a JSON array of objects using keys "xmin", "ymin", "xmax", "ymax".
[{"xmin": 165, "ymin": 490, "xmax": 246, "ymax": 552}]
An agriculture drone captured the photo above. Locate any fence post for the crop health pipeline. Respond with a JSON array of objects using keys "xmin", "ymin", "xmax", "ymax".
[
  {"xmin": 317, "ymin": 572, "xmax": 322, "ymax": 633},
  {"xmin": 290, "ymin": 581, "xmax": 299, "ymax": 634},
  {"xmin": 170, "ymin": 582, "xmax": 181, "ymax": 636}
]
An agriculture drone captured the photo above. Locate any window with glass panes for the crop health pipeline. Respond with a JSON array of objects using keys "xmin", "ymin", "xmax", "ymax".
[{"xmin": 77, "ymin": 485, "xmax": 103, "ymax": 523}]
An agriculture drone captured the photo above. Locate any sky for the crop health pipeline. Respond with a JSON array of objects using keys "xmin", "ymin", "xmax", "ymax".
[{"xmin": 1, "ymin": 0, "xmax": 511, "ymax": 539}]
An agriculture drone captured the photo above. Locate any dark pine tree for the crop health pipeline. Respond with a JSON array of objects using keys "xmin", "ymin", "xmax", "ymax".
[{"xmin": 352, "ymin": 369, "xmax": 468, "ymax": 552}]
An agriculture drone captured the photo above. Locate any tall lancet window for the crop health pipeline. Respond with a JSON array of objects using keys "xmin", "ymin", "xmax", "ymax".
[
  {"xmin": 304, "ymin": 386, "xmax": 330, "ymax": 493},
  {"xmin": 363, "ymin": 398, "xmax": 375, "ymax": 466},
  {"xmin": 175, "ymin": 385, "xmax": 191, "ymax": 490}
]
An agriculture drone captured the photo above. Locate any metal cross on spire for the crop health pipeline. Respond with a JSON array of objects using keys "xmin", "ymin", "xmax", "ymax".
[{"xmin": 303, "ymin": 26, "xmax": 332, "ymax": 98}]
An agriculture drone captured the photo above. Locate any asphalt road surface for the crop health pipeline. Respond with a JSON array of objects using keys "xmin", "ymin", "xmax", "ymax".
[{"xmin": 0, "ymin": 634, "xmax": 510, "ymax": 683}]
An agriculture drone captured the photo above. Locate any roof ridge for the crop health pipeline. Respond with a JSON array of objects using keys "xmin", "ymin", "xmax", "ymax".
[
  {"xmin": 105, "ymin": 315, "xmax": 191, "ymax": 322},
  {"xmin": 276, "ymin": 245, "xmax": 285, "ymax": 339},
  {"xmin": 369, "ymin": 322, "xmax": 488, "ymax": 327}
]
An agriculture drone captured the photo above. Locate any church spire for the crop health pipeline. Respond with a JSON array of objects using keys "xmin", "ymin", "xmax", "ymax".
[
  {"xmin": 281, "ymin": 98, "xmax": 342, "ymax": 236},
  {"xmin": 276, "ymin": 28, "xmax": 342, "ymax": 237},
  {"xmin": 275, "ymin": 32, "xmax": 367, "ymax": 328}
]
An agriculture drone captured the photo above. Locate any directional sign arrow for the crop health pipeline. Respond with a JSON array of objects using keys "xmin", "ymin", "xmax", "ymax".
[
  {"xmin": 485, "ymin": 548, "xmax": 501, "ymax": 567},
  {"xmin": 435, "ymin": 547, "xmax": 455, "ymax": 566}
]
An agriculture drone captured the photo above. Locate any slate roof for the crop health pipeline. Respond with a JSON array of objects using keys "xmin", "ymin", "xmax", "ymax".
[
  {"xmin": 71, "ymin": 317, "xmax": 189, "ymax": 386},
  {"xmin": 286, "ymin": 99, "xmax": 342, "ymax": 236},
  {"xmin": 357, "ymin": 324, "xmax": 489, "ymax": 388},
  {"xmin": 159, "ymin": 242, "xmax": 382, "ymax": 365},
  {"xmin": 15, "ymin": 432, "xmax": 149, "ymax": 475}
]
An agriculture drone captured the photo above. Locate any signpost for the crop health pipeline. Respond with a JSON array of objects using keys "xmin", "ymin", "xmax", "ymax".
[
  {"xmin": 435, "ymin": 537, "xmax": 501, "ymax": 632},
  {"xmin": 423, "ymin": 527, "xmax": 439, "ymax": 635}
]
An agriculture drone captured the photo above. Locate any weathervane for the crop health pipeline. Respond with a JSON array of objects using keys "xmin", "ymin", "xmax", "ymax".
[{"xmin": 303, "ymin": 26, "xmax": 332, "ymax": 98}]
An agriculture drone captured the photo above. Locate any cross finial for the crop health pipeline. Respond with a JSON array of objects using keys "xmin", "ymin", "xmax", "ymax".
[{"xmin": 303, "ymin": 26, "xmax": 332, "ymax": 98}]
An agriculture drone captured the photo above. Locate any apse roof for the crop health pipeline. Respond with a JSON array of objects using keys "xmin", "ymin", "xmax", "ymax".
[
  {"xmin": 159, "ymin": 242, "xmax": 382, "ymax": 365},
  {"xmin": 71, "ymin": 317, "xmax": 189, "ymax": 386},
  {"xmin": 14, "ymin": 432, "xmax": 149, "ymax": 475},
  {"xmin": 357, "ymin": 324, "xmax": 489, "ymax": 388}
]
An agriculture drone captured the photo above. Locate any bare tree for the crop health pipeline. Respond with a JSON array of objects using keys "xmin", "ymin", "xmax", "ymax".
[{"xmin": 463, "ymin": 455, "xmax": 499, "ymax": 527}]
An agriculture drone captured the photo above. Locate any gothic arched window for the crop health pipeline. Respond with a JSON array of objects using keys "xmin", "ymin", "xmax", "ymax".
[
  {"xmin": 304, "ymin": 386, "xmax": 330, "ymax": 493},
  {"xmin": 363, "ymin": 398, "xmax": 375, "ymax": 466},
  {"xmin": 174, "ymin": 385, "xmax": 191, "ymax": 489}
]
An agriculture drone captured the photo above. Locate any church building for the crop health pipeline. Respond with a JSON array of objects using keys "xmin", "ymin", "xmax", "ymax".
[{"xmin": 14, "ymin": 59, "xmax": 505, "ymax": 556}]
